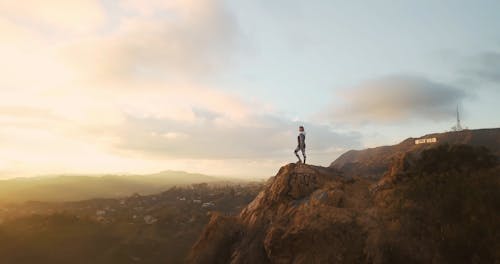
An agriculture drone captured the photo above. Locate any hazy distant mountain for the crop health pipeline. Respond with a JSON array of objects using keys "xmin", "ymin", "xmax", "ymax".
[{"xmin": 0, "ymin": 170, "xmax": 229, "ymax": 203}]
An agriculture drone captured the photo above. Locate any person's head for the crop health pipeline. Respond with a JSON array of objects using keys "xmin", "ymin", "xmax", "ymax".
[{"xmin": 299, "ymin": 126, "xmax": 304, "ymax": 132}]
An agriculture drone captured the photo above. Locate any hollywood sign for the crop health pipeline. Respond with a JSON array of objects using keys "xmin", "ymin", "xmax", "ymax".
[{"xmin": 415, "ymin": 137, "xmax": 437, "ymax": 145}]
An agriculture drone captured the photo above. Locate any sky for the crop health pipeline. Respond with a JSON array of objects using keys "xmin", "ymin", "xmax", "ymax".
[{"xmin": 0, "ymin": 0, "xmax": 499, "ymax": 179}]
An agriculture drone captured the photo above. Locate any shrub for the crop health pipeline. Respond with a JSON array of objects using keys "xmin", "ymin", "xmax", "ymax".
[{"xmin": 392, "ymin": 144, "xmax": 499, "ymax": 263}]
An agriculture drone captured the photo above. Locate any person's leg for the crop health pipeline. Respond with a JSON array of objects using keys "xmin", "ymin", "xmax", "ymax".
[
  {"xmin": 301, "ymin": 148, "xmax": 306, "ymax": 164},
  {"xmin": 294, "ymin": 147, "xmax": 302, "ymax": 162}
]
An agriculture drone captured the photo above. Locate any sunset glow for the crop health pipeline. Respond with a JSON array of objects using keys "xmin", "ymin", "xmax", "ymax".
[{"xmin": 0, "ymin": 0, "xmax": 499, "ymax": 178}]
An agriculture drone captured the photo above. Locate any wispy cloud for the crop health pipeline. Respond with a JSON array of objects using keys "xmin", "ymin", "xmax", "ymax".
[
  {"xmin": 0, "ymin": 0, "xmax": 360, "ymax": 177},
  {"xmin": 111, "ymin": 113, "xmax": 361, "ymax": 159},
  {"xmin": 62, "ymin": 0, "xmax": 238, "ymax": 82},
  {"xmin": 462, "ymin": 51, "xmax": 500, "ymax": 84},
  {"xmin": 0, "ymin": 0, "xmax": 105, "ymax": 33},
  {"xmin": 324, "ymin": 75, "xmax": 470, "ymax": 125}
]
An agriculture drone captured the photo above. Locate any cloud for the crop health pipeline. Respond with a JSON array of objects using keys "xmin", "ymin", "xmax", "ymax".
[
  {"xmin": 0, "ymin": 80, "xmax": 361, "ymax": 177},
  {"xmin": 463, "ymin": 51, "xmax": 500, "ymax": 83},
  {"xmin": 0, "ymin": 0, "xmax": 105, "ymax": 33},
  {"xmin": 0, "ymin": 0, "xmax": 360, "ymax": 177},
  {"xmin": 0, "ymin": 17, "xmax": 75, "ymax": 92},
  {"xmin": 61, "ymin": 0, "xmax": 237, "ymax": 82},
  {"xmin": 325, "ymin": 75, "xmax": 469, "ymax": 125},
  {"xmin": 109, "ymin": 112, "xmax": 361, "ymax": 160}
]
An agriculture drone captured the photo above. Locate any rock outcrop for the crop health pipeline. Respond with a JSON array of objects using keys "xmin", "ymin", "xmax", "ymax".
[
  {"xmin": 189, "ymin": 128, "xmax": 500, "ymax": 264},
  {"xmin": 189, "ymin": 163, "xmax": 376, "ymax": 264}
]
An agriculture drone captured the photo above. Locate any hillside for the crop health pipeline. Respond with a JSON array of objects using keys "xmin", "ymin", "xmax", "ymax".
[
  {"xmin": 0, "ymin": 170, "xmax": 228, "ymax": 203},
  {"xmin": 0, "ymin": 182, "xmax": 263, "ymax": 264},
  {"xmin": 330, "ymin": 128, "xmax": 500, "ymax": 179},
  {"xmin": 189, "ymin": 129, "xmax": 500, "ymax": 264}
]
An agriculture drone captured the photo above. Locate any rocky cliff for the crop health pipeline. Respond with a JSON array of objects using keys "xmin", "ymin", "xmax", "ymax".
[{"xmin": 188, "ymin": 129, "xmax": 500, "ymax": 264}]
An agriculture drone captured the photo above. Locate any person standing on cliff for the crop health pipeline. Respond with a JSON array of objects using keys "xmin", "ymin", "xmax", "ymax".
[{"xmin": 294, "ymin": 126, "xmax": 306, "ymax": 164}]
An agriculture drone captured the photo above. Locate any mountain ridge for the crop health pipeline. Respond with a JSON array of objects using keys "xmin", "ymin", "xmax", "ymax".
[{"xmin": 330, "ymin": 128, "xmax": 500, "ymax": 179}]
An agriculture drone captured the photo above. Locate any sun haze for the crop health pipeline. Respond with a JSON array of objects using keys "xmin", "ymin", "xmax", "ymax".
[{"xmin": 0, "ymin": 0, "xmax": 499, "ymax": 178}]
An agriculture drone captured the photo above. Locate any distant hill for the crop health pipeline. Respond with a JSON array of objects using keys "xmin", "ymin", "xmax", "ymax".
[
  {"xmin": 330, "ymin": 128, "xmax": 500, "ymax": 179},
  {"xmin": 0, "ymin": 170, "xmax": 230, "ymax": 203}
]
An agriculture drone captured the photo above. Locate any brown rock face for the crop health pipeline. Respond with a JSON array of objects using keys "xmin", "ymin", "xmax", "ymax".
[
  {"xmin": 188, "ymin": 213, "xmax": 241, "ymax": 264},
  {"xmin": 189, "ymin": 163, "xmax": 375, "ymax": 264}
]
